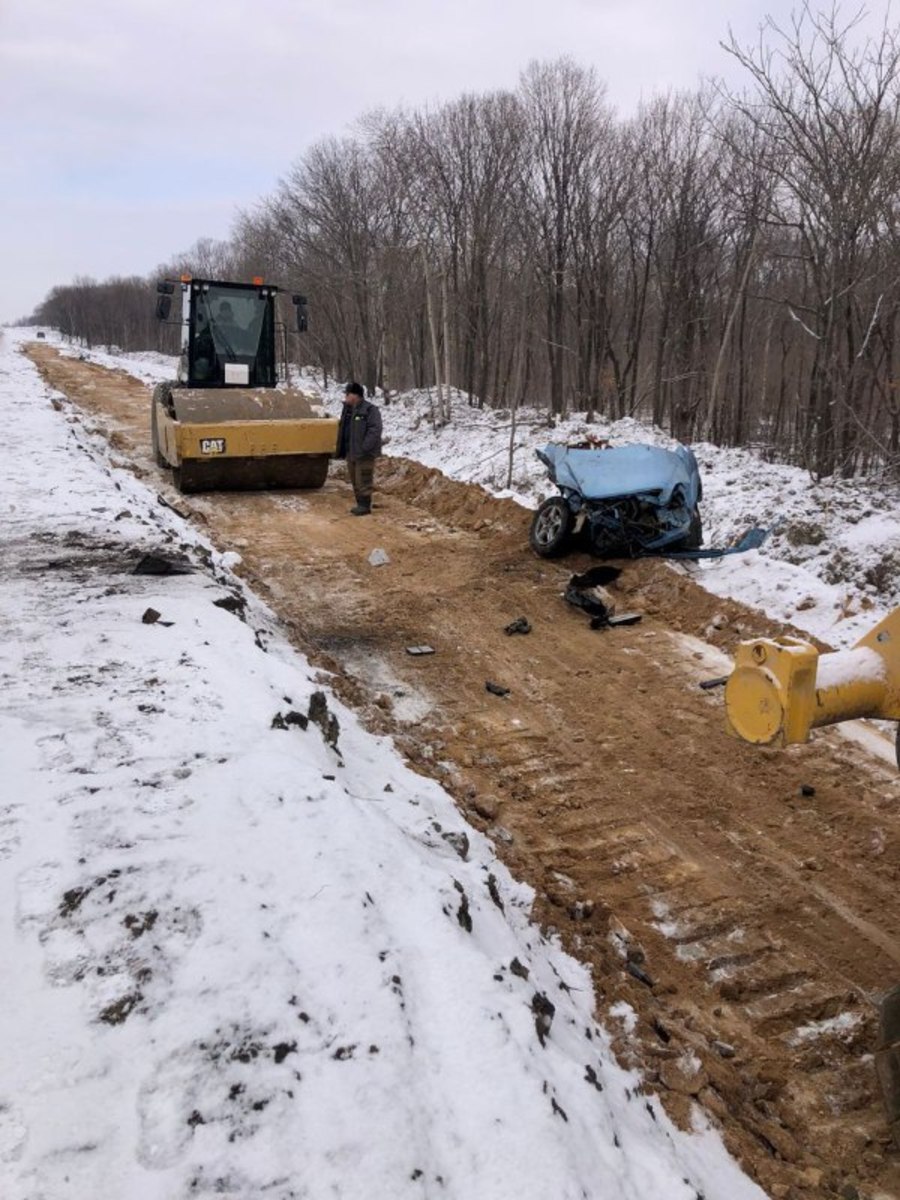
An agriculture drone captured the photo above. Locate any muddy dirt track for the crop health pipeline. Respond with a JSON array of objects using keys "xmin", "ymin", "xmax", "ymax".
[{"xmin": 25, "ymin": 342, "xmax": 900, "ymax": 1198}]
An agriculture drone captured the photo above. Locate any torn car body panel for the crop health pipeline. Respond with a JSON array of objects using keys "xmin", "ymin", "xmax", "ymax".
[{"xmin": 537, "ymin": 443, "xmax": 701, "ymax": 508}]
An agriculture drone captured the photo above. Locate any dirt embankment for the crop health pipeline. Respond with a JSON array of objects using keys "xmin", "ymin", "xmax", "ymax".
[{"xmin": 25, "ymin": 342, "xmax": 900, "ymax": 1200}]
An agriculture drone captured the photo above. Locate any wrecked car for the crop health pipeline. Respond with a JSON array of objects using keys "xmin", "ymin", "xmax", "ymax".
[{"xmin": 529, "ymin": 442, "xmax": 703, "ymax": 558}]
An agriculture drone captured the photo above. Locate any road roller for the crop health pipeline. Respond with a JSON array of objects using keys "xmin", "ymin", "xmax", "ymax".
[{"xmin": 152, "ymin": 276, "xmax": 338, "ymax": 494}]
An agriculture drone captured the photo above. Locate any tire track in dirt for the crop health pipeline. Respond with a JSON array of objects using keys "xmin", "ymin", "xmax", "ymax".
[{"xmin": 25, "ymin": 342, "xmax": 900, "ymax": 1199}]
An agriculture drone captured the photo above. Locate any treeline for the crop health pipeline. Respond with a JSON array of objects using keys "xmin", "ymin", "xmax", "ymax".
[
  {"xmin": 32, "ymin": 275, "xmax": 162, "ymax": 354},
  {"xmin": 28, "ymin": 7, "xmax": 900, "ymax": 477},
  {"xmin": 29, "ymin": 238, "xmax": 240, "ymax": 358}
]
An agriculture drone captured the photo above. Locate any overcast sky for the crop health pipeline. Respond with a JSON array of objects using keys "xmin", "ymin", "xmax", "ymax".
[{"xmin": 0, "ymin": 0, "xmax": 891, "ymax": 324}]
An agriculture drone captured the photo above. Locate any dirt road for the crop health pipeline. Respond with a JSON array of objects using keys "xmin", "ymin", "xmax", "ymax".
[{"xmin": 26, "ymin": 343, "xmax": 900, "ymax": 1198}]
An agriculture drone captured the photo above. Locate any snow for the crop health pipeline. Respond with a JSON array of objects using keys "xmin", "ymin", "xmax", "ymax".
[
  {"xmin": 0, "ymin": 331, "xmax": 772, "ymax": 1198},
  {"xmin": 608, "ymin": 1002, "xmax": 638, "ymax": 1035},
  {"xmin": 788, "ymin": 1011, "xmax": 863, "ymax": 1045},
  {"xmin": 816, "ymin": 645, "xmax": 886, "ymax": 690}
]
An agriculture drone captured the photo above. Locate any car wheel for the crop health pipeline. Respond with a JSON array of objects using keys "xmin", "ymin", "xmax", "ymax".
[{"xmin": 530, "ymin": 497, "xmax": 573, "ymax": 557}]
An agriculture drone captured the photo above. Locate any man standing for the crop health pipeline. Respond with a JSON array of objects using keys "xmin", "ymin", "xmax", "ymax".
[{"xmin": 336, "ymin": 382, "xmax": 383, "ymax": 515}]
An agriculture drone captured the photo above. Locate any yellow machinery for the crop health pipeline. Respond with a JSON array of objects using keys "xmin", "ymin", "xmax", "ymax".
[
  {"xmin": 725, "ymin": 609, "xmax": 900, "ymax": 1141},
  {"xmin": 724, "ymin": 607, "xmax": 900, "ymax": 758},
  {"xmin": 152, "ymin": 276, "xmax": 338, "ymax": 493}
]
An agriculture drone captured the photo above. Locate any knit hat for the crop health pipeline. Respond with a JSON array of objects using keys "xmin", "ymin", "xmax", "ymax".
[{"xmin": 344, "ymin": 381, "xmax": 364, "ymax": 398}]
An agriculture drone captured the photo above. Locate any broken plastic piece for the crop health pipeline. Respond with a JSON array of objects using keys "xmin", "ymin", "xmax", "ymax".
[
  {"xmin": 569, "ymin": 565, "xmax": 622, "ymax": 588},
  {"xmin": 699, "ymin": 675, "xmax": 728, "ymax": 690},
  {"xmin": 565, "ymin": 584, "xmax": 612, "ymax": 621},
  {"xmin": 626, "ymin": 960, "xmax": 655, "ymax": 988},
  {"xmin": 663, "ymin": 524, "xmax": 772, "ymax": 560},
  {"xmin": 606, "ymin": 612, "xmax": 642, "ymax": 627},
  {"xmin": 504, "ymin": 616, "xmax": 532, "ymax": 636}
]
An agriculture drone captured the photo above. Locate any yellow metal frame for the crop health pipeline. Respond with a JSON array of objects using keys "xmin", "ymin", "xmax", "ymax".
[
  {"xmin": 725, "ymin": 608, "xmax": 900, "ymax": 745},
  {"xmin": 157, "ymin": 406, "xmax": 338, "ymax": 466}
]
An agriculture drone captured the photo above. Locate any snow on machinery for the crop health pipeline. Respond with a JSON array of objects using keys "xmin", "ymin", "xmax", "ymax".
[
  {"xmin": 152, "ymin": 276, "xmax": 338, "ymax": 493},
  {"xmin": 723, "ymin": 609, "xmax": 900, "ymax": 763}
]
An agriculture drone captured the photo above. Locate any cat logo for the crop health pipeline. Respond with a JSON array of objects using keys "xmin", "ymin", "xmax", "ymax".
[{"xmin": 199, "ymin": 438, "xmax": 226, "ymax": 455}]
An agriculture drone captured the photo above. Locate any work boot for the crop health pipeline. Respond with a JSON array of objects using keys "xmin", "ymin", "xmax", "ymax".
[{"xmin": 350, "ymin": 500, "xmax": 372, "ymax": 516}]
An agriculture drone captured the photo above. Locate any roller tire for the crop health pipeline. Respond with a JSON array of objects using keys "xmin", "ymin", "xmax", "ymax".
[
  {"xmin": 877, "ymin": 984, "xmax": 900, "ymax": 1138},
  {"xmin": 172, "ymin": 454, "xmax": 331, "ymax": 495},
  {"xmin": 172, "ymin": 462, "xmax": 205, "ymax": 494},
  {"xmin": 150, "ymin": 382, "xmax": 171, "ymax": 468},
  {"xmin": 297, "ymin": 454, "xmax": 329, "ymax": 490}
]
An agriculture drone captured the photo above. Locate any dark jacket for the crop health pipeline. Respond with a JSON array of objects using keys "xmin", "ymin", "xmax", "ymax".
[{"xmin": 337, "ymin": 398, "xmax": 382, "ymax": 461}]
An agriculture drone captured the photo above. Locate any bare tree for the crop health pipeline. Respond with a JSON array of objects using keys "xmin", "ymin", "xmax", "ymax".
[
  {"xmin": 520, "ymin": 58, "xmax": 606, "ymax": 415},
  {"xmin": 723, "ymin": 3, "xmax": 900, "ymax": 474}
]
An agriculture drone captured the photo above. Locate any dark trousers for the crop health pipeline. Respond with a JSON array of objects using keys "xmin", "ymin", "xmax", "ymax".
[{"xmin": 348, "ymin": 457, "xmax": 375, "ymax": 501}]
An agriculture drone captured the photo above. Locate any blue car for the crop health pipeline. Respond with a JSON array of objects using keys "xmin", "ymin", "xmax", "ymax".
[{"xmin": 530, "ymin": 442, "xmax": 703, "ymax": 558}]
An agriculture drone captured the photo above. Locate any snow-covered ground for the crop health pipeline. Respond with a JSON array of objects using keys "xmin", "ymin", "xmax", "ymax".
[
  {"xmin": 0, "ymin": 334, "xmax": 777, "ymax": 1197},
  {"xmin": 48, "ymin": 331, "xmax": 900, "ymax": 652}
]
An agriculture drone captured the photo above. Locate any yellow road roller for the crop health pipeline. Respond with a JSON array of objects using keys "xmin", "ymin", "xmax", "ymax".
[{"xmin": 152, "ymin": 276, "xmax": 338, "ymax": 493}]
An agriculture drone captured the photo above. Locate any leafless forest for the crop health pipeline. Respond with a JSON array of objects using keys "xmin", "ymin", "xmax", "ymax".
[{"xmin": 27, "ymin": 8, "xmax": 900, "ymax": 478}]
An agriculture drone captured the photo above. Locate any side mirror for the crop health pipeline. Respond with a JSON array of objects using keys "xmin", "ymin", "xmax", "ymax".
[
  {"xmin": 155, "ymin": 280, "xmax": 175, "ymax": 322},
  {"xmin": 292, "ymin": 294, "xmax": 309, "ymax": 334}
]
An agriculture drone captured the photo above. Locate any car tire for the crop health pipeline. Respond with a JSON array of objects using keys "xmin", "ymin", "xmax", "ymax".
[{"xmin": 530, "ymin": 497, "xmax": 573, "ymax": 557}]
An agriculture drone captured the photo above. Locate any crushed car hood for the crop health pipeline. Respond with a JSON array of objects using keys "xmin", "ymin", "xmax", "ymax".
[{"xmin": 537, "ymin": 443, "xmax": 700, "ymax": 506}]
